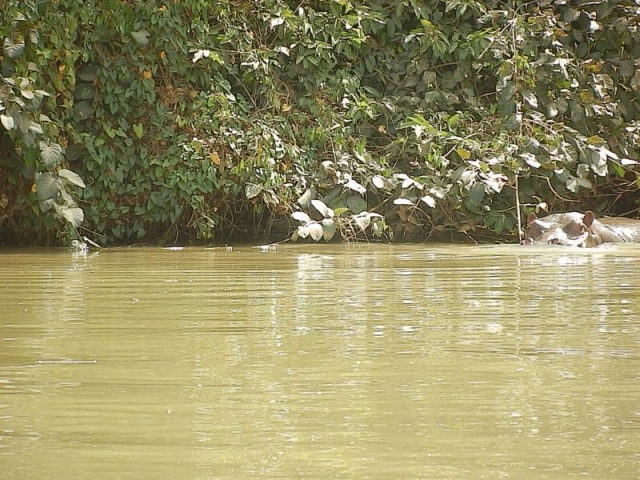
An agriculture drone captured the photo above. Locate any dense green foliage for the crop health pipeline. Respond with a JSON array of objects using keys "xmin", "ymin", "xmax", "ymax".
[{"xmin": 1, "ymin": 0, "xmax": 639, "ymax": 246}]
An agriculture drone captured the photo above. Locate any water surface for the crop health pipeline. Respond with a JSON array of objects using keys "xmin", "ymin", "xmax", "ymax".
[{"xmin": 1, "ymin": 244, "xmax": 639, "ymax": 479}]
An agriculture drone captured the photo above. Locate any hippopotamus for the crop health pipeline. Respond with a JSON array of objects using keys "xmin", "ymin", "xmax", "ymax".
[{"xmin": 522, "ymin": 211, "xmax": 640, "ymax": 247}]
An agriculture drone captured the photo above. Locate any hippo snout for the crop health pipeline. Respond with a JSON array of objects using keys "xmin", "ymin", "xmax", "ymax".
[{"xmin": 521, "ymin": 235, "xmax": 564, "ymax": 246}]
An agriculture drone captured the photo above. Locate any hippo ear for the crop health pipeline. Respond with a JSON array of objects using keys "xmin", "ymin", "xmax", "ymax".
[
  {"xmin": 526, "ymin": 212, "xmax": 537, "ymax": 226},
  {"xmin": 584, "ymin": 210, "xmax": 596, "ymax": 227}
]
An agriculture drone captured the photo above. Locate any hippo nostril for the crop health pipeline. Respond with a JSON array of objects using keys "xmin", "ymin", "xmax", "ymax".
[{"xmin": 548, "ymin": 238, "xmax": 560, "ymax": 245}]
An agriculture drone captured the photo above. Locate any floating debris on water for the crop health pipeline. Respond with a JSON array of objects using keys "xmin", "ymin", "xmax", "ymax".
[
  {"xmin": 204, "ymin": 246, "xmax": 233, "ymax": 252},
  {"xmin": 257, "ymin": 244, "xmax": 277, "ymax": 253},
  {"xmin": 71, "ymin": 236, "xmax": 101, "ymax": 255},
  {"xmin": 83, "ymin": 236, "xmax": 101, "ymax": 248},
  {"xmin": 70, "ymin": 240, "xmax": 89, "ymax": 254}
]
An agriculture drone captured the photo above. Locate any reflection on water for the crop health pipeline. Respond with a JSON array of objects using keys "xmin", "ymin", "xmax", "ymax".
[{"xmin": 1, "ymin": 244, "xmax": 639, "ymax": 479}]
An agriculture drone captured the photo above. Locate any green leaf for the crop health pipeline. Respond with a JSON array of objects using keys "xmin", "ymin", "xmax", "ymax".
[
  {"xmin": 0, "ymin": 114, "xmax": 15, "ymax": 130},
  {"xmin": 149, "ymin": 191, "xmax": 165, "ymax": 206},
  {"xmin": 297, "ymin": 188, "xmax": 315, "ymax": 209},
  {"xmin": 332, "ymin": 207, "xmax": 349, "ymax": 217},
  {"xmin": 291, "ymin": 211, "xmax": 311, "ymax": 223},
  {"xmin": 21, "ymin": 89, "xmax": 34, "ymax": 100},
  {"xmin": 563, "ymin": 8, "xmax": 580, "ymax": 22},
  {"xmin": 297, "ymin": 225, "xmax": 310, "ymax": 239},
  {"xmin": 245, "ymin": 183, "xmax": 262, "ymax": 199},
  {"xmin": 611, "ymin": 162, "xmax": 625, "ymax": 178},
  {"xmin": 576, "ymin": 163, "xmax": 590, "ymax": 177},
  {"xmin": 3, "ymin": 38, "xmax": 25, "ymax": 58},
  {"xmin": 371, "ymin": 175, "xmax": 386, "ymax": 190},
  {"xmin": 469, "ymin": 183, "xmax": 485, "ymax": 205},
  {"xmin": 520, "ymin": 153, "xmax": 541, "ymax": 169},
  {"xmin": 420, "ymin": 195, "xmax": 436, "ymax": 208},
  {"xmin": 39, "ymin": 198, "xmax": 55, "ymax": 212},
  {"xmin": 40, "ymin": 142, "xmax": 63, "ymax": 168},
  {"xmin": 75, "ymin": 100, "xmax": 95, "ymax": 120},
  {"xmin": 447, "ymin": 114, "xmax": 461, "ymax": 127},
  {"xmin": 78, "ymin": 66, "xmax": 99, "ymax": 82},
  {"xmin": 59, "ymin": 168, "xmax": 86, "ymax": 188},
  {"xmin": 74, "ymin": 83, "xmax": 95, "ymax": 100},
  {"xmin": 133, "ymin": 123, "xmax": 144, "ymax": 139},
  {"xmin": 131, "ymin": 30, "xmax": 151, "ymax": 46},
  {"xmin": 311, "ymin": 199, "xmax": 333, "ymax": 218},
  {"xmin": 15, "ymin": 113, "xmax": 30, "ymax": 135},
  {"xmin": 503, "ymin": 114, "xmax": 521, "ymax": 130},
  {"xmin": 431, "ymin": 186, "xmax": 446, "ymax": 199},
  {"xmin": 29, "ymin": 121, "xmax": 43, "ymax": 134},
  {"xmin": 456, "ymin": 147, "xmax": 471, "ymax": 160},
  {"xmin": 309, "ymin": 223, "xmax": 323, "ymax": 241},
  {"xmin": 262, "ymin": 190, "xmax": 279, "ymax": 206},
  {"xmin": 62, "ymin": 207, "xmax": 84, "ymax": 228},
  {"xmin": 346, "ymin": 195, "xmax": 367, "ymax": 214},
  {"xmin": 631, "ymin": 70, "xmax": 640, "ymax": 92},
  {"xmin": 566, "ymin": 178, "xmax": 579, "ymax": 193},
  {"xmin": 36, "ymin": 172, "xmax": 60, "ymax": 201},
  {"xmin": 321, "ymin": 218, "xmax": 336, "ymax": 241},
  {"xmin": 322, "ymin": 186, "xmax": 343, "ymax": 206},
  {"xmin": 346, "ymin": 179, "xmax": 366, "ymax": 195},
  {"xmin": 522, "ymin": 91, "xmax": 538, "ymax": 108},
  {"xmin": 586, "ymin": 148, "xmax": 608, "ymax": 177},
  {"xmin": 499, "ymin": 81, "xmax": 517, "ymax": 102},
  {"xmin": 577, "ymin": 178, "xmax": 592, "ymax": 189}
]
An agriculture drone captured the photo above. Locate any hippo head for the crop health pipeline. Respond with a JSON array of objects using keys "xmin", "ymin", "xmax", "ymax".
[{"xmin": 522, "ymin": 211, "xmax": 602, "ymax": 247}]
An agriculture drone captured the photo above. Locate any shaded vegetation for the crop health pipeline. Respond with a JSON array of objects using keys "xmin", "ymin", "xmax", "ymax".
[{"xmin": 1, "ymin": 0, "xmax": 639, "ymax": 246}]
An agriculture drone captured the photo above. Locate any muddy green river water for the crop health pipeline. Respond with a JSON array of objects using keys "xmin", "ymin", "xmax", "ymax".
[{"xmin": 1, "ymin": 243, "xmax": 639, "ymax": 479}]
